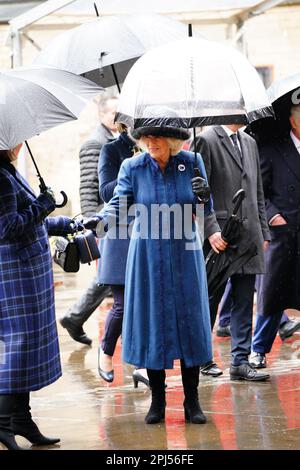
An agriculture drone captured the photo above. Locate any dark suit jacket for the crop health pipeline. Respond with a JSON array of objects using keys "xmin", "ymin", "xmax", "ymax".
[
  {"xmin": 260, "ymin": 135, "xmax": 300, "ymax": 223},
  {"xmin": 193, "ymin": 125, "xmax": 270, "ymax": 274},
  {"xmin": 256, "ymin": 135, "xmax": 300, "ymax": 314}
]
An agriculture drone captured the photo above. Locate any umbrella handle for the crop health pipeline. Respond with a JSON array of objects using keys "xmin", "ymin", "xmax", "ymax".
[
  {"xmin": 55, "ymin": 191, "xmax": 68, "ymax": 208},
  {"xmin": 232, "ymin": 189, "xmax": 245, "ymax": 215}
]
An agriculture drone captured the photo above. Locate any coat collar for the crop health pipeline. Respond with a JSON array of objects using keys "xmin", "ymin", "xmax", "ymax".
[
  {"xmin": 214, "ymin": 126, "xmax": 243, "ymax": 171},
  {"xmin": 278, "ymin": 135, "xmax": 300, "ymax": 183},
  {"xmin": 0, "ymin": 162, "xmax": 36, "ymax": 198},
  {"xmin": 119, "ymin": 131, "xmax": 138, "ymax": 151}
]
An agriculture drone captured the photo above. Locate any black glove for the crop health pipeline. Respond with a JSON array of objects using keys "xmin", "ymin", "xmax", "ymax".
[
  {"xmin": 191, "ymin": 176, "xmax": 211, "ymax": 204},
  {"xmin": 41, "ymin": 187, "xmax": 56, "ymax": 206},
  {"xmin": 83, "ymin": 217, "xmax": 101, "ymax": 231},
  {"xmin": 69, "ymin": 220, "xmax": 85, "ymax": 234}
]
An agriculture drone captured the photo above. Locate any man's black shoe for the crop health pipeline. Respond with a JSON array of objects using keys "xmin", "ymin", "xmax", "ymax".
[
  {"xmin": 230, "ymin": 363, "xmax": 270, "ymax": 382},
  {"xmin": 200, "ymin": 361, "xmax": 223, "ymax": 377},
  {"xmin": 216, "ymin": 325, "xmax": 231, "ymax": 337},
  {"xmin": 279, "ymin": 318, "xmax": 300, "ymax": 340},
  {"xmin": 60, "ymin": 316, "xmax": 92, "ymax": 346},
  {"xmin": 249, "ymin": 352, "xmax": 267, "ymax": 368}
]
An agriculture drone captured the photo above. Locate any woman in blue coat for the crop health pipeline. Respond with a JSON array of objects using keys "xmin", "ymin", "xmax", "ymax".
[
  {"xmin": 0, "ymin": 145, "xmax": 77, "ymax": 450},
  {"xmin": 85, "ymin": 124, "xmax": 213, "ymax": 425}
]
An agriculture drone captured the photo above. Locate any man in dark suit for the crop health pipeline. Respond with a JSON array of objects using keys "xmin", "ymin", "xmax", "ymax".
[
  {"xmin": 194, "ymin": 124, "xmax": 270, "ymax": 381},
  {"xmin": 250, "ymin": 104, "xmax": 300, "ymax": 368}
]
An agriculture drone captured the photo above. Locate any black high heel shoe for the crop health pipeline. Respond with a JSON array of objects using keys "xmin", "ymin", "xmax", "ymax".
[
  {"xmin": 132, "ymin": 369, "xmax": 150, "ymax": 388},
  {"xmin": 98, "ymin": 347, "xmax": 114, "ymax": 383}
]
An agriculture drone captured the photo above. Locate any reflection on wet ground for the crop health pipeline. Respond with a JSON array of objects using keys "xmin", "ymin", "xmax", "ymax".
[{"xmin": 3, "ymin": 266, "xmax": 300, "ymax": 450}]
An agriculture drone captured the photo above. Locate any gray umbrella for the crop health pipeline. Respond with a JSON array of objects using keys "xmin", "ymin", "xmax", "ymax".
[
  {"xmin": 34, "ymin": 14, "xmax": 189, "ymax": 90},
  {"xmin": 0, "ymin": 66, "xmax": 102, "ymax": 150},
  {"xmin": 0, "ymin": 66, "xmax": 102, "ymax": 206}
]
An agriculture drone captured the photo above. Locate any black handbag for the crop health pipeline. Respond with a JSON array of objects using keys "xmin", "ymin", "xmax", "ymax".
[
  {"xmin": 74, "ymin": 230, "xmax": 100, "ymax": 264},
  {"xmin": 53, "ymin": 236, "xmax": 80, "ymax": 273}
]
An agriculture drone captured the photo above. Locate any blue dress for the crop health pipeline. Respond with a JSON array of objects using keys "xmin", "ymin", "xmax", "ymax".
[{"xmin": 100, "ymin": 150, "xmax": 213, "ymax": 370}]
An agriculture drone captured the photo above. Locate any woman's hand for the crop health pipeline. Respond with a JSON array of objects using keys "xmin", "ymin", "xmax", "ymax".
[
  {"xmin": 191, "ymin": 176, "xmax": 210, "ymax": 203},
  {"xmin": 41, "ymin": 187, "xmax": 56, "ymax": 206},
  {"xmin": 83, "ymin": 216, "xmax": 107, "ymax": 237}
]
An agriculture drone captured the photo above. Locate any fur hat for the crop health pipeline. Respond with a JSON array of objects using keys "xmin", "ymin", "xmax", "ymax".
[
  {"xmin": 131, "ymin": 125, "xmax": 190, "ymax": 141},
  {"xmin": 130, "ymin": 105, "xmax": 190, "ymax": 141}
]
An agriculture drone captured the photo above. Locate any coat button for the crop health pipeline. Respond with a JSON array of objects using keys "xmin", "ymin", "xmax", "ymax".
[{"xmin": 288, "ymin": 185, "xmax": 295, "ymax": 192}]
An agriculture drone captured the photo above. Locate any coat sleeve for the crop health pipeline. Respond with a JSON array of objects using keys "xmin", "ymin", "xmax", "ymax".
[
  {"xmin": 98, "ymin": 143, "xmax": 119, "ymax": 203},
  {"xmin": 97, "ymin": 159, "xmax": 134, "ymax": 236},
  {"xmin": 259, "ymin": 145, "xmax": 280, "ymax": 223},
  {"xmin": 0, "ymin": 172, "xmax": 55, "ymax": 241},
  {"xmin": 44, "ymin": 216, "xmax": 73, "ymax": 236},
  {"xmin": 79, "ymin": 139, "xmax": 102, "ymax": 217},
  {"xmin": 194, "ymin": 136, "xmax": 221, "ymax": 239},
  {"xmin": 255, "ymin": 147, "xmax": 271, "ymax": 241}
]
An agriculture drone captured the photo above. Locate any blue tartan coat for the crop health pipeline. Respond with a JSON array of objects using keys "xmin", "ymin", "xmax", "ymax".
[
  {"xmin": 99, "ymin": 150, "xmax": 213, "ymax": 370},
  {"xmin": 0, "ymin": 162, "xmax": 72, "ymax": 393}
]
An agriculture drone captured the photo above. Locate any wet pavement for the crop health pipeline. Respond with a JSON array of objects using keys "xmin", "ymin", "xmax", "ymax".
[{"xmin": 2, "ymin": 266, "xmax": 300, "ymax": 451}]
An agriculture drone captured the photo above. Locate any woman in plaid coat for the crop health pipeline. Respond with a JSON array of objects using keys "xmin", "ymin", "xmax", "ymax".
[{"xmin": 0, "ymin": 146, "xmax": 76, "ymax": 450}]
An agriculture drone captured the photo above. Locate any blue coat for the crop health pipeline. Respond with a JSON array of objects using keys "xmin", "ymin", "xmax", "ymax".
[
  {"xmin": 100, "ymin": 150, "xmax": 213, "ymax": 370},
  {"xmin": 0, "ymin": 163, "xmax": 72, "ymax": 393},
  {"xmin": 257, "ymin": 136, "xmax": 300, "ymax": 314},
  {"xmin": 97, "ymin": 132, "xmax": 136, "ymax": 285}
]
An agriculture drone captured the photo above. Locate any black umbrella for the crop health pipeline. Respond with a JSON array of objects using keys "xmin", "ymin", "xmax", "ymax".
[
  {"xmin": 205, "ymin": 189, "xmax": 257, "ymax": 299},
  {"xmin": 247, "ymin": 72, "xmax": 300, "ymax": 144}
]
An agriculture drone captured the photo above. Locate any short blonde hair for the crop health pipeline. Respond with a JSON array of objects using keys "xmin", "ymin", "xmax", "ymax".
[
  {"xmin": 137, "ymin": 136, "xmax": 185, "ymax": 156},
  {"xmin": 116, "ymin": 122, "xmax": 128, "ymax": 133}
]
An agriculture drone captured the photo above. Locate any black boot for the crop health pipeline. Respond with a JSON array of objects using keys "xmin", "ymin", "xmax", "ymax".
[
  {"xmin": 145, "ymin": 369, "xmax": 166, "ymax": 424},
  {"xmin": 181, "ymin": 362, "xmax": 206, "ymax": 424},
  {"xmin": 0, "ymin": 394, "xmax": 26, "ymax": 450},
  {"xmin": 11, "ymin": 393, "xmax": 60, "ymax": 446}
]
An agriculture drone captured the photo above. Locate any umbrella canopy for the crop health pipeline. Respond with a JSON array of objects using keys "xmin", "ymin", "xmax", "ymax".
[
  {"xmin": 34, "ymin": 14, "xmax": 189, "ymax": 89},
  {"xmin": 205, "ymin": 189, "xmax": 257, "ymax": 299},
  {"xmin": 247, "ymin": 73, "xmax": 300, "ymax": 143},
  {"xmin": 115, "ymin": 37, "xmax": 273, "ymax": 129},
  {"xmin": 0, "ymin": 67, "xmax": 102, "ymax": 150}
]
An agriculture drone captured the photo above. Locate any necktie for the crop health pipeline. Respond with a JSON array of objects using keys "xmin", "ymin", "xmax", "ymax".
[{"xmin": 230, "ymin": 133, "xmax": 243, "ymax": 165}]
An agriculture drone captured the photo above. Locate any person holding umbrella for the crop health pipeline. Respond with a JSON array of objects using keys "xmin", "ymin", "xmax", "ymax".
[
  {"xmin": 193, "ymin": 124, "xmax": 271, "ymax": 382},
  {"xmin": 84, "ymin": 117, "xmax": 213, "ymax": 424},
  {"xmin": 0, "ymin": 145, "xmax": 81, "ymax": 450},
  {"xmin": 250, "ymin": 102, "xmax": 300, "ymax": 368}
]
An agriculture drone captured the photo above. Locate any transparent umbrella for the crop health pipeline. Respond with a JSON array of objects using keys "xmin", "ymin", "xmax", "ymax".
[
  {"xmin": 116, "ymin": 37, "xmax": 273, "ymax": 129},
  {"xmin": 34, "ymin": 14, "xmax": 190, "ymax": 90}
]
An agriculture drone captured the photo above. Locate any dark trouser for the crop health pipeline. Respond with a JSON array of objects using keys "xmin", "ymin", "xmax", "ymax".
[
  {"xmin": 218, "ymin": 279, "xmax": 233, "ymax": 327},
  {"xmin": 219, "ymin": 279, "xmax": 288, "ymax": 328},
  {"xmin": 65, "ymin": 276, "xmax": 111, "ymax": 326},
  {"xmin": 101, "ymin": 285, "xmax": 125, "ymax": 356},
  {"xmin": 252, "ymin": 311, "xmax": 283, "ymax": 354},
  {"xmin": 210, "ymin": 274, "xmax": 256, "ymax": 366}
]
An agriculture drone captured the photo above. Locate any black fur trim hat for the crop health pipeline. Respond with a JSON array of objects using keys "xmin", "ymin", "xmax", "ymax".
[{"xmin": 131, "ymin": 125, "xmax": 190, "ymax": 141}]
